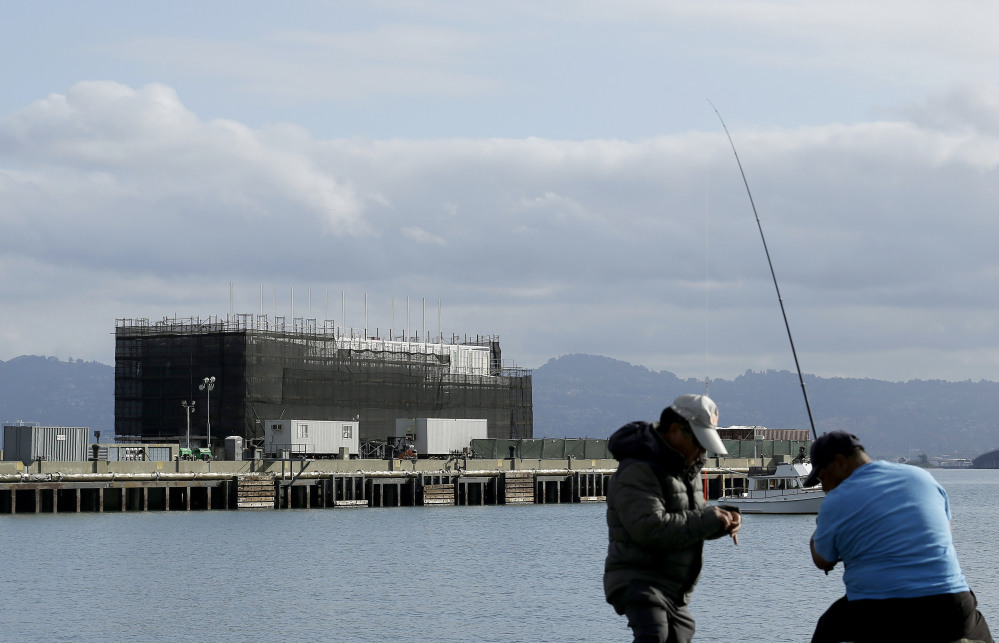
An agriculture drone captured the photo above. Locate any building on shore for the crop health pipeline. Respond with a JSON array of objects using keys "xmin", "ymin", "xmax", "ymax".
[{"xmin": 114, "ymin": 316, "xmax": 533, "ymax": 450}]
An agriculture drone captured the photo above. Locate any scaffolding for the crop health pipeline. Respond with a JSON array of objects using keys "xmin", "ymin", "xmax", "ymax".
[{"xmin": 114, "ymin": 316, "xmax": 533, "ymax": 448}]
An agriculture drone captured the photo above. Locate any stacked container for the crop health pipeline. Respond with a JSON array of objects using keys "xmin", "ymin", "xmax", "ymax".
[{"xmin": 2, "ymin": 425, "xmax": 90, "ymax": 465}]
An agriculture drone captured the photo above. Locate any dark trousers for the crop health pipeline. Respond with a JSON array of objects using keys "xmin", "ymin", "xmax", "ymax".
[
  {"xmin": 614, "ymin": 582, "xmax": 696, "ymax": 643},
  {"xmin": 811, "ymin": 591, "xmax": 993, "ymax": 643}
]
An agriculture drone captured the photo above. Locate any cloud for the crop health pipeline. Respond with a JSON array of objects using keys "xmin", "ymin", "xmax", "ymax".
[
  {"xmin": 573, "ymin": 1, "xmax": 999, "ymax": 76},
  {"xmin": 901, "ymin": 83, "xmax": 999, "ymax": 136},
  {"xmin": 3, "ymin": 80, "xmax": 999, "ymax": 381},
  {"xmin": 95, "ymin": 25, "xmax": 499, "ymax": 103},
  {"xmin": 402, "ymin": 226, "xmax": 447, "ymax": 245},
  {"xmin": 0, "ymin": 81, "xmax": 370, "ymax": 273}
]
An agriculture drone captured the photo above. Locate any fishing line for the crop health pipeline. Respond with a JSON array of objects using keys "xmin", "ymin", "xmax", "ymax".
[
  {"xmin": 708, "ymin": 100, "xmax": 817, "ymax": 440},
  {"xmin": 704, "ymin": 166, "xmax": 711, "ymax": 396}
]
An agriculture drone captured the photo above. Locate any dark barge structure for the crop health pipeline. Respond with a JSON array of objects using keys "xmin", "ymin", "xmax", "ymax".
[{"xmin": 114, "ymin": 315, "xmax": 533, "ymax": 450}]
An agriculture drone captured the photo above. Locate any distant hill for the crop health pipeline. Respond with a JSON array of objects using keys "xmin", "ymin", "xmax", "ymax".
[
  {"xmin": 532, "ymin": 353, "xmax": 999, "ymax": 458},
  {"xmin": 0, "ymin": 356, "xmax": 113, "ymax": 441},
  {"xmin": 3, "ymin": 353, "xmax": 999, "ymax": 459}
]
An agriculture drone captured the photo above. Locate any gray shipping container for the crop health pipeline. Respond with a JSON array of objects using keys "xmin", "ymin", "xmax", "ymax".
[
  {"xmin": 395, "ymin": 418, "xmax": 488, "ymax": 456},
  {"xmin": 2, "ymin": 425, "xmax": 90, "ymax": 465}
]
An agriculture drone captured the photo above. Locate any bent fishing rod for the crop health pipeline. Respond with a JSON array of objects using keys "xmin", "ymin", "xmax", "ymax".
[{"xmin": 709, "ymin": 101, "xmax": 818, "ymax": 440}]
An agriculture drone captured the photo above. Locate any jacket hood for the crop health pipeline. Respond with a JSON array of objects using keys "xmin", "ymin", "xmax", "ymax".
[
  {"xmin": 609, "ymin": 421, "xmax": 661, "ymax": 461},
  {"xmin": 610, "ymin": 420, "xmax": 672, "ymax": 461},
  {"xmin": 608, "ymin": 420, "xmax": 699, "ymax": 472}
]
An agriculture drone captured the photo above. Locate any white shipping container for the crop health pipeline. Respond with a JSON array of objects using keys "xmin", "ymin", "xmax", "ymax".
[
  {"xmin": 395, "ymin": 418, "xmax": 488, "ymax": 456},
  {"xmin": 2, "ymin": 425, "xmax": 90, "ymax": 464},
  {"xmin": 263, "ymin": 420, "xmax": 359, "ymax": 457}
]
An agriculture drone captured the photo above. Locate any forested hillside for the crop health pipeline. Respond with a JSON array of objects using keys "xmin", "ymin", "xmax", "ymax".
[{"xmin": 532, "ymin": 354, "xmax": 999, "ymax": 458}]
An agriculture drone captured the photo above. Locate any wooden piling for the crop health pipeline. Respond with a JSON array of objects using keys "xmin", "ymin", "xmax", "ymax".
[
  {"xmin": 237, "ymin": 474, "xmax": 276, "ymax": 509},
  {"xmin": 503, "ymin": 472, "xmax": 535, "ymax": 504}
]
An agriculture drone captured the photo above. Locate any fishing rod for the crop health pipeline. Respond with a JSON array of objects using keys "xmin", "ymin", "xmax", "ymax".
[{"xmin": 708, "ymin": 101, "xmax": 818, "ymax": 440}]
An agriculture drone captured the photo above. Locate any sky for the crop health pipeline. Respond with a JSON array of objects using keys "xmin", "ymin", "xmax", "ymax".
[{"xmin": 2, "ymin": 1, "xmax": 999, "ymax": 382}]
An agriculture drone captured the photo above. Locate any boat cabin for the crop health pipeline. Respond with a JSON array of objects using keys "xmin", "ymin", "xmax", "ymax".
[{"xmin": 745, "ymin": 462, "xmax": 812, "ymax": 496}]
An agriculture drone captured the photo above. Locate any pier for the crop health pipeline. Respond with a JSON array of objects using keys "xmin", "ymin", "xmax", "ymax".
[
  {"xmin": 0, "ymin": 457, "xmax": 620, "ymax": 514},
  {"xmin": 0, "ymin": 455, "xmax": 760, "ymax": 514}
]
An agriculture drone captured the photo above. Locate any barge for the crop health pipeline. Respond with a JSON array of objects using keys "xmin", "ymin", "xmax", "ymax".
[
  {"xmin": 0, "ymin": 455, "xmax": 758, "ymax": 514},
  {"xmin": 0, "ymin": 456, "xmax": 616, "ymax": 514}
]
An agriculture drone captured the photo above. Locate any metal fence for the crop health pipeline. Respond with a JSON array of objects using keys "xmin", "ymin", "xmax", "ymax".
[
  {"xmin": 471, "ymin": 438, "xmax": 610, "ymax": 460},
  {"xmin": 468, "ymin": 438, "xmax": 809, "ymax": 461},
  {"xmin": 719, "ymin": 439, "xmax": 812, "ymax": 460}
]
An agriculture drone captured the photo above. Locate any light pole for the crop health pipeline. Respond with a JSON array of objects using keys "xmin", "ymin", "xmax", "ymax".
[
  {"xmin": 199, "ymin": 376, "xmax": 216, "ymax": 451},
  {"xmin": 181, "ymin": 400, "xmax": 196, "ymax": 448}
]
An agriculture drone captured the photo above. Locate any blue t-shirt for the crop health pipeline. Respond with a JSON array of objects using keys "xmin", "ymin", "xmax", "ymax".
[{"xmin": 812, "ymin": 460, "xmax": 969, "ymax": 600}]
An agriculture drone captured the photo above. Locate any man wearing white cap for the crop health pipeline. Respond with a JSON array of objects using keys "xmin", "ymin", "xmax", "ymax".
[{"xmin": 604, "ymin": 394, "xmax": 741, "ymax": 643}]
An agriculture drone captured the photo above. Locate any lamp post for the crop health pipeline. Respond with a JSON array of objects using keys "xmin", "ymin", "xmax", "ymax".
[
  {"xmin": 181, "ymin": 400, "xmax": 196, "ymax": 447},
  {"xmin": 199, "ymin": 376, "xmax": 216, "ymax": 450}
]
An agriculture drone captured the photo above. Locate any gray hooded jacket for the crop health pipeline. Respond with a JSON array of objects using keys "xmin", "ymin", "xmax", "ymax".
[{"xmin": 603, "ymin": 420, "xmax": 727, "ymax": 608}]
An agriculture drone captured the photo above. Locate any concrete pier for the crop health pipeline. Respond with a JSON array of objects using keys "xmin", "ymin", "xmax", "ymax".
[
  {"xmin": 0, "ymin": 457, "xmax": 620, "ymax": 514},
  {"xmin": 0, "ymin": 457, "xmax": 750, "ymax": 514}
]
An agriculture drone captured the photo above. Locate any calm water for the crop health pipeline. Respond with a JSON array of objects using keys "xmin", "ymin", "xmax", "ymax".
[{"xmin": 1, "ymin": 469, "xmax": 996, "ymax": 642}]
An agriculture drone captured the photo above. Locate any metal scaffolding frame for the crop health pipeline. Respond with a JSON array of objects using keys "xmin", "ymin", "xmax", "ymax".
[{"xmin": 114, "ymin": 316, "xmax": 533, "ymax": 449}]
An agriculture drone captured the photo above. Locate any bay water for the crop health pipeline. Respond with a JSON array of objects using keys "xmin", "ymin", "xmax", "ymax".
[{"xmin": 1, "ymin": 469, "xmax": 996, "ymax": 642}]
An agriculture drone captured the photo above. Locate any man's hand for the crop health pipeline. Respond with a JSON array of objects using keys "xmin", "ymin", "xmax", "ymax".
[{"xmin": 714, "ymin": 507, "xmax": 742, "ymax": 545}]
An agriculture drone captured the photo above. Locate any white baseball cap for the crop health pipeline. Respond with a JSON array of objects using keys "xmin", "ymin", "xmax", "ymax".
[{"xmin": 670, "ymin": 394, "xmax": 727, "ymax": 455}]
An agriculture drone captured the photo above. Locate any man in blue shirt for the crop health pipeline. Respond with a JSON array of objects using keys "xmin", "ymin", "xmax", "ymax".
[{"xmin": 806, "ymin": 431, "xmax": 992, "ymax": 643}]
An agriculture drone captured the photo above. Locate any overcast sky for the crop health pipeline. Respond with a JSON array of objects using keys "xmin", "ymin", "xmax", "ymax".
[{"xmin": 2, "ymin": 1, "xmax": 999, "ymax": 382}]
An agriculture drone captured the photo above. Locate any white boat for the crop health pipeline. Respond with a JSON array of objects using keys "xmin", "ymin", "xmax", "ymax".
[{"xmin": 718, "ymin": 461, "xmax": 824, "ymax": 514}]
